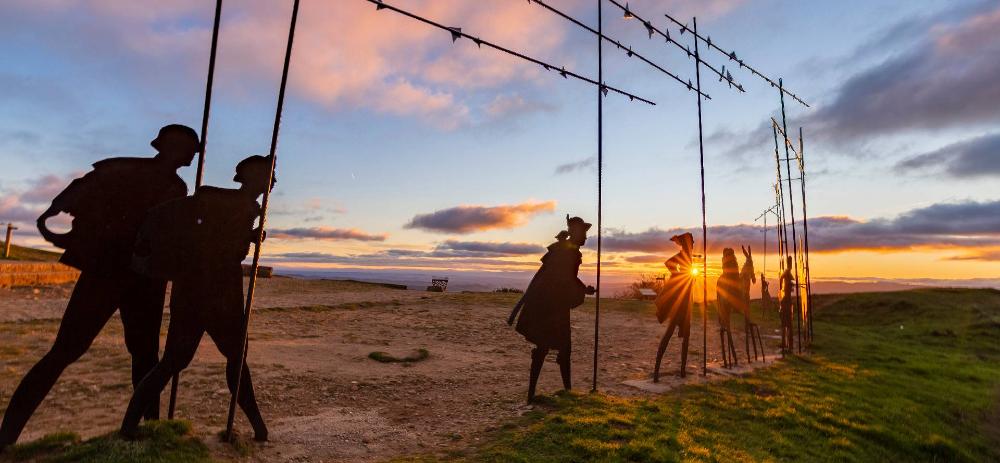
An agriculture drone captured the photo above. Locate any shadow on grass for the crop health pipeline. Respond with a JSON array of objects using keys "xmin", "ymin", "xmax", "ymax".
[
  {"xmin": 396, "ymin": 288, "xmax": 1000, "ymax": 463},
  {"xmin": 1, "ymin": 420, "xmax": 210, "ymax": 463}
]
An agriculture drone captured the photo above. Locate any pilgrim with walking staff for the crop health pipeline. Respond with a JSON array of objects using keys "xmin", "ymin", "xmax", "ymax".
[
  {"xmin": 0, "ymin": 125, "xmax": 199, "ymax": 451},
  {"xmin": 508, "ymin": 216, "xmax": 596, "ymax": 403},
  {"xmin": 120, "ymin": 155, "xmax": 274, "ymax": 441}
]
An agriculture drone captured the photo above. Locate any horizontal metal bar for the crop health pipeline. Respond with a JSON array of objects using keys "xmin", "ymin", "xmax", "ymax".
[
  {"xmin": 529, "ymin": 0, "xmax": 711, "ymax": 99},
  {"xmin": 662, "ymin": 11, "xmax": 809, "ymax": 107},
  {"xmin": 602, "ymin": 0, "xmax": 743, "ymax": 94},
  {"xmin": 368, "ymin": 0, "xmax": 655, "ymax": 105}
]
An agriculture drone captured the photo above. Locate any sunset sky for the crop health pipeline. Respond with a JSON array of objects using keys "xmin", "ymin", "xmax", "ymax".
[{"xmin": 1, "ymin": 0, "xmax": 998, "ymax": 288}]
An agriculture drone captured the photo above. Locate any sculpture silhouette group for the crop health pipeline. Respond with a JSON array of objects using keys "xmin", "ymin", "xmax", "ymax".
[
  {"xmin": 716, "ymin": 246, "xmax": 765, "ymax": 367},
  {"xmin": 0, "ymin": 125, "xmax": 271, "ymax": 450},
  {"xmin": 0, "ymin": 126, "xmax": 792, "ymax": 450}
]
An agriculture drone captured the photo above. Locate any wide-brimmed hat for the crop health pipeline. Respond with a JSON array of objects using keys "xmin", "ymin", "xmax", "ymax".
[
  {"xmin": 150, "ymin": 124, "xmax": 200, "ymax": 152},
  {"xmin": 670, "ymin": 232, "xmax": 694, "ymax": 248},
  {"xmin": 233, "ymin": 155, "xmax": 276, "ymax": 187},
  {"xmin": 566, "ymin": 215, "xmax": 592, "ymax": 232}
]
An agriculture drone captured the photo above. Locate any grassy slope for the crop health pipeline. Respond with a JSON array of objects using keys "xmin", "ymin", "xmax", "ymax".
[
  {"xmin": 0, "ymin": 421, "xmax": 210, "ymax": 463},
  {"xmin": 0, "ymin": 243, "xmax": 61, "ymax": 262},
  {"xmin": 408, "ymin": 288, "xmax": 1000, "ymax": 462}
]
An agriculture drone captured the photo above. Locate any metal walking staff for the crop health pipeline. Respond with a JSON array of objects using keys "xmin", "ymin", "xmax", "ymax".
[
  {"xmin": 225, "ymin": 0, "xmax": 300, "ymax": 441},
  {"xmin": 168, "ymin": 0, "xmax": 222, "ymax": 420}
]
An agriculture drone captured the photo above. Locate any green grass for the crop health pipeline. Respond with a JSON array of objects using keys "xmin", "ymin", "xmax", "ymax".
[
  {"xmin": 1, "ymin": 420, "xmax": 211, "ymax": 463},
  {"xmin": 0, "ymin": 242, "xmax": 61, "ymax": 262},
  {"xmin": 402, "ymin": 288, "xmax": 1000, "ymax": 462},
  {"xmin": 369, "ymin": 348, "xmax": 430, "ymax": 363}
]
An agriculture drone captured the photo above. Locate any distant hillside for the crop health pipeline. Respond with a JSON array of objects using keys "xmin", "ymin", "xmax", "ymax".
[{"xmin": 1, "ymin": 241, "xmax": 61, "ymax": 262}]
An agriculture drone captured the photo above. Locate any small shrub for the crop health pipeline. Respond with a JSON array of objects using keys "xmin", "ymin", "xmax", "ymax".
[{"xmin": 493, "ymin": 287, "xmax": 524, "ymax": 294}]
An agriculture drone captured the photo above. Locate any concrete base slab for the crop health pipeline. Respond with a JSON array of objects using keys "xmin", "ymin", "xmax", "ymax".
[{"xmin": 622, "ymin": 353, "xmax": 782, "ymax": 394}]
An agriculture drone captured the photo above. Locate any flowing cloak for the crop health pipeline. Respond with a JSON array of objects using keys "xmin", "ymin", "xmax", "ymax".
[
  {"xmin": 654, "ymin": 250, "xmax": 693, "ymax": 338},
  {"xmin": 514, "ymin": 240, "xmax": 586, "ymax": 349},
  {"xmin": 52, "ymin": 157, "xmax": 187, "ymax": 276}
]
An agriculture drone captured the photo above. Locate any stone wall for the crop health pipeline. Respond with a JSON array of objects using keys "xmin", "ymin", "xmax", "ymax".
[{"xmin": 0, "ymin": 261, "xmax": 80, "ymax": 288}]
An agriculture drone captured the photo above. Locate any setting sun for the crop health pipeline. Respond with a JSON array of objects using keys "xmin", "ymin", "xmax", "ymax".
[{"xmin": 691, "ymin": 268, "xmax": 699, "ymax": 276}]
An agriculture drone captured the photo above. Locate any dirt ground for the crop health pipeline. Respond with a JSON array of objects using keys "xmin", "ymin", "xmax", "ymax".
[{"xmin": 0, "ymin": 277, "xmax": 784, "ymax": 462}]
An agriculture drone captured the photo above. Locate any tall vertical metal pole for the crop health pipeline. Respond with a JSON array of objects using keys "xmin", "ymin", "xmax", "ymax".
[
  {"xmin": 772, "ymin": 131, "xmax": 791, "ymax": 348},
  {"xmin": 169, "ymin": 0, "xmax": 222, "ymax": 420},
  {"xmin": 693, "ymin": 17, "xmax": 708, "ymax": 377},
  {"xmin": 798, "ymin": 127, "xmax": 814, "ymax": 342},
  {"xmin": 772, "ymin": 131, "xmax": 788, "ymax": 266},
  {"xmin": 778, "ymin": 79, "xmax": 803, "ymax": 353},
  {"xmin": 194, "ymin": 0, "xmax": 222, "ymax": 190},
  {"xmin": 591, "ymin": 0, "xmax": 603, "ymax": 393},
  {"xmin": 761, "ymin": 213, "xmax": 767, "ymax": 319},
  {"xmin": 225, "ymin": 0, "xmax": 299, "ymax": 441}
]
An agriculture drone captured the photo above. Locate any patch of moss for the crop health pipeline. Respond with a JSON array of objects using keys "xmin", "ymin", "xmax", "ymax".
[{"xmin": 368, "ymin": 348, "xmax": 430, "ymax": 363}]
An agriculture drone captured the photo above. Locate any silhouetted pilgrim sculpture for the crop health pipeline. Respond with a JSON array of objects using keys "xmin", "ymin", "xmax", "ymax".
[
  {"xmin": 716, "ymin": 248, "xmax": 742, "ymax": 367},
  {"xmin": 120, "ymin": 155, "xmax": 272, "ymax": 441},
  {"xmin": 760, "ymin": 273, "xmax": 771, "ymax": 317},
  {"xmin": 779, "ymin": 255, "xmax": 795, "ymax": 353},
  {"xmin": 509, "ymin": 216, "xmax": 595, "ymax": 403},
  {"xmin": 0, "ymin": 125, "xmax": 198, "ymax": 450},
  {"xmin": 718, "ymin": 246, "xmax": 763, "ymax": 365},
  {"xmin": 741, "ymin": 250, "xmax": 765, "ymax": 363},
  {"xmin": 652, "ymin": 232, "xmax": 694, "ymax": 381}
]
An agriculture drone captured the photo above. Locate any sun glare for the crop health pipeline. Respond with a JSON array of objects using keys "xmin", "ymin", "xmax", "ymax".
[{"xmin": 691, "ymin": 268, "xmax": 699, "ymax": 276}]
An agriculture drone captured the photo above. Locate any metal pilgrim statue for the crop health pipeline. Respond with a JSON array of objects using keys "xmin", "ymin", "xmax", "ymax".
[
  {"xmin": 717, "ymin": 246, "xmax": 764, "ymax": 367},
  {"xmin": 716, "ymin": 248, "xmax": 742, "ymax": 367},
  {"xmin": 652, "ymin": 232, "xmax": 695, "ymax": 381},
  {"xmin": 119, "ymin": 156, "xmax": 273, "ymax": 441},
  {"xmin": 508, "ymin": 216, "xmax": 596, "ymax": 404},
  {"xmin": 760, "ymin": 273, "xmax": 771, "ymax": 317},
  {"xmin": 0, "ymin": 125, "xmax": 198, "ymax": 451},
  {"xmin": 779, "ymin": 255, "xmax": 795, "ymax": 354}
]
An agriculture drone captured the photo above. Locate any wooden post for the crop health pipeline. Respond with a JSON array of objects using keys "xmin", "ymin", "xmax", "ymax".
[{"xmin": 3, "ymin": 223, "xmax": 17, "ymax": 258}]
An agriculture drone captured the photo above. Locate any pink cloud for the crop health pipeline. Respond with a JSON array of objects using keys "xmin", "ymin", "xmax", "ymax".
[{"xmin": 6, "ymin": 0, "xmax": 747, "ymax": 128}]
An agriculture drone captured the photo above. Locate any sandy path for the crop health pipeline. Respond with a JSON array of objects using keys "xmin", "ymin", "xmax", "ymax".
[{"xmin": 0, "ymin": 277, "xmax": 783, "ymax": 461}]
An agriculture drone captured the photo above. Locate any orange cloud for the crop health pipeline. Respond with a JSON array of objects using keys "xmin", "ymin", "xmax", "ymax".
[{"xmin": 405, "ymin": 200, "xmax": 557, "ymax": 234}]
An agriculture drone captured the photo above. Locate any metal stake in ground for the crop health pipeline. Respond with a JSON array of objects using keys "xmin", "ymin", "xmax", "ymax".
[
  {"xmin": 778, "ymin": 79, "xmax": 804, "ymax": 353},
  {"xmin": 592, "ymin": 0, "xmax": 603, "ymax": 393},
  {"xmin": 225, "ymin": 0, "xmax": 299, "ymax": 441},
  {"xmin": 693, "ymin": 17, "xmax": 708, "ymax": 377},
  {"xmin": 168, "ymin": 0, "xmax": 223, "ymax": 421},
  {"xmin": 798, "ymin": 128, "xmax": 815, "ymax": 342}
]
